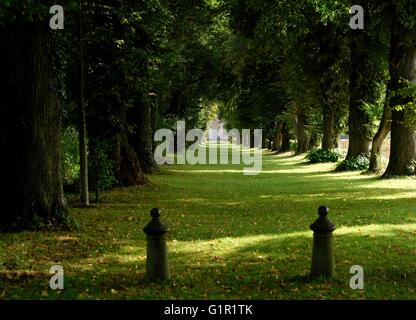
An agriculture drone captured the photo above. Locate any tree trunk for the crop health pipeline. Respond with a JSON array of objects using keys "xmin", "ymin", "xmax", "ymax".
[
  {"xmin": 346, "ymin": 98, "xmax": 372, "ymax": 158},
  {"xmin": 280, "ymin": 122, "xmax": 291, "ymax": 152},
  {"xmin": 131, "ymin": 103, "xmax": 158, "ymax": 173},
  {"xmin": 272, "ymin": 123, "xmax": 283, "ymax": 151},
  {"xmin": 294, "ymin": 112, "xmax": 310, "ymax": 154},
  {"xmin": 322, "ymin": 108, "xmax": 337, "ymax": 150},
  {"xmin": 309, "ymin": 131, "xmax": 320, "ymax": 150},
  {"xmin": 383, "ymin": 12, "xmax": 416, "ymax": 177},
  {"xmin": 369, "ymin": 93, "xmax": 391, "ymax": 173},
  {"xmin": 151, "ymin": 98, "xmax": 160, "ymax": 151},
  {"xmin": 346, "ymin": 129, "xmax": 371, "ymax": 159},
  {"xmin": 77, "ymin": 1, "xmax": 90, "ymax": 205},
  {"xmin": 0, "ymin": 21, "xmax": 69, "ymax": 231},
  {"xmin": 115, "ymin": 129, "xmax": 148, "ymax": 186},
  {"xmin": 347, "ymin": 23, "xmax": 378, "ymax": 160}
]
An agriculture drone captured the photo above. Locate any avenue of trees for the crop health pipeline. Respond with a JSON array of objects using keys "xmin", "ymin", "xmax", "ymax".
[{"xmin": 0, "ymin": 0, "xmax": 415, "ymax": 231}]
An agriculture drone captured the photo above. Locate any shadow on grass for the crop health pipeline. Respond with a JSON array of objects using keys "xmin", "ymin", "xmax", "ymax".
[
  {"xmin": 2, "ymin": 151, "xmax": 416, "ymax": 299},
  {"xmin": 2, "ymin": 220, "xmax": 416, "ymax": 299}
]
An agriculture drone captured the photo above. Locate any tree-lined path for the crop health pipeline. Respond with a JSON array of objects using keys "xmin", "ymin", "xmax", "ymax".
[
  {"xmin": 1, "ymin": 149, "xmax": 415, "ymax": 299},
  {"xmin": 1, "ymin": 0, "xmax": 415, "ymax": 301}
]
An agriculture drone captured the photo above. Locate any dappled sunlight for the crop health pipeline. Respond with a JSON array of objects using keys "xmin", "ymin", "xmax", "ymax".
[
  {"xmin": 259, "ymin": 193, "xmax": 328, "ymax": 201},
  {"xmin": 303, "ymin": 171, "xmax": 364, "ymax": 178},
  {"xmin": 169, "ymin": 197, "xmax": 210, "ymax": 204},
  {"xmin": 260, "ymin": 167, "xmax": 334, "ymax": 174},
  {"xmin": 336, "ymin": 223, "xmax": 416, "ymax": 237},
  {"xmin": 161, "ymin": 223, "xmax": 416, "ymax": 258},
  {"xmin": 54, "ymin": 235, "xmax": 81, "ymax": 242},
  {"xmin": 353, "ymin": 192, "xmax": 416, "ymax": 201},
  {"xmin": 355, "ymin": 178, "xmax": 416, "ymax": 190},
  {"xmin": 3, "ymin": 151, "xmax": 416, "ymax": 300},
  {"xmin": 169, "ymin": 169, "xmax": 244, "ymax": 174}
]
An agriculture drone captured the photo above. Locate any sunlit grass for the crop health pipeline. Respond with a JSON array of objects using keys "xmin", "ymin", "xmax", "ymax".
[{"xmin": 1, "ymin": 149, "xmax": 416, "ymax": 300}]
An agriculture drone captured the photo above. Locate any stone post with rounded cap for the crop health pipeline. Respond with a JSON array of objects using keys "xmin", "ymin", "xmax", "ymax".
[
  {"xmin": 143, "ymin": 208, "xmax": 170, "ymax": 282},
  {"xmin": 310, "ymin": 206, "xmax": 336, "ymax": 279}
]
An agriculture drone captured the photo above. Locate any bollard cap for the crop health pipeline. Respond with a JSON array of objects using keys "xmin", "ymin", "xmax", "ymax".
[
  {"xmin": 310, "ymin": 206, "xmax": 336, "ymax": 233},
  {"xmin": 143, "ymin": 208, "xmax": 169, "ymax": 236},
  {"xmin": 318, "ymin": 206, "xmax": 329, "ymax": 216},
  {"xmin": 151, "ymin": 208, "xmax": 161, "ymax": 219}
]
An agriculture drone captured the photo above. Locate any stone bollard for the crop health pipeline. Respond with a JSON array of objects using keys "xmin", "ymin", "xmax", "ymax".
[
  {"xmin": 310, "ymin": 206, "xmax": 336, "ymax": 279},
  {"xmin": 143, "ymin": 208, "xmax": 170, "ymax": 282}
]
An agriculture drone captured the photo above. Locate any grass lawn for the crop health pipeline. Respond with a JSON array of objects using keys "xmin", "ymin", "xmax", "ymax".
[{"xmin": 1, "ymin": 148, "xmax": 416, "ymax": 300}]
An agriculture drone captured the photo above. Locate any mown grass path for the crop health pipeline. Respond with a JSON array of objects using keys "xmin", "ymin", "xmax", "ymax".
[{"xmin": 1, "ymin": 150, "xmax": 416, "ymax": 299}]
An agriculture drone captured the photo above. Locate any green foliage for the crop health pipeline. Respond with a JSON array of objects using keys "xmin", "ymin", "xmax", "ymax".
[
  {"xmin": 0, "ymin": 0, "xmax": 12, "ymax": 7},
  {"xmin": 89, "ymin": 141, "xmax": 117, "ymax": 197},
  {"xmin": 195, "ymin": 100, "xmax": 220, "ymax": 130},
  {"xmin": 306, "ymin": 148, "xmax": 342, "ymax": 163},
  {"xmin": 62, "ymin": 127, "xmax": 80, "ymax": 187},
  {"xmin": 391, "ymin": 78, "xmax": 416, "ymax": 128},
  {"xmin": 336, "ymin": 154, "xmax": 370, "ymax": 172},
  {"xmin": 0, "ymin": 0, "xmax": 59, "ymax": 24},
  {"xmin": 289, "ymin": 140, "xmax": 298, "ymax": 152}
]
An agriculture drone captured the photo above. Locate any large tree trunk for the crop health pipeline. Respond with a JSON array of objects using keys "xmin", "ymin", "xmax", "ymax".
[
  {"xmin": 347, "ymin": 95, "xmax": 372, "ymax": 158},
  {"xmin": 309, "ymin": 131, "xmax": 320, "ymax": 150},
  {"xmin": 369, "ymin": 93, "xmax": 391, "ymax": 173},
  {"xmin": 347, "ymin": 20, "xmax": 378, "ymax": 160},
  {"xmin": 77, "ymin": 1, "xmax": 90, "ymax": 205},
  {"xmin": 131, "ymin": 103, "xmax": 158, "ymax": 173},
  {"xmin": 0, "ymin": 21, "xmax": 69, "ymax": 231},
  {"xmin": 115, "ymin": 129, "xmax": 148, "ymax": 186},
  {"xmin": 322, "ymin": 108, "xmax": 337, "ymax": 150},
  {"xmin": 318, "ymin": 24, "xmax": 341, "ymax": 151},
  {"xmin": 294, "ymin": 112, "xmax": 310, "ymax": 154},
  {"xmin": 109, "ymin": 95, "xmax": 148, "ymax": 185},
  {"xmin": 152, "ymin": 98, "xmax": 160, "ymax": 151},
  {"xmin": 383, "ymin": 12, "xmax": 416, "ymax": 177}
]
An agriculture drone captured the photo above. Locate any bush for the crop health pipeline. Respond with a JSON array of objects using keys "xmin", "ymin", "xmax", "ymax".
[
  {"xmin": 306, "ymin": 148, "xmax": 343, "ymax": 163},
  {"xmin": 89, "ymin": 140, "xmax": 117, "ymax": 202},
  {"xmin": 62, "ymin": 127, "xmax": 80, "ymax": 187},
  {"xmin": 336, "ymin": 154, "xmax": 370, "ymax": 171}
]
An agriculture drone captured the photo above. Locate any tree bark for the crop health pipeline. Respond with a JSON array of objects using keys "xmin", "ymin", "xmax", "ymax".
[
  {"xmin": 131, "ymin": 103, "xmax": 158, "ymax": 173},
  {"xmin": 347, "ymin": 21, "xmax": 378, "ymax": 160},
  {"xmin": 272, "ymin": 123, "xmax": 283, "ymax": 151},
  {"xmin": 347, "ymin": 97, "xmax": 372, "ymax": 158},
  {"xmin": 294, "ymin": 112, "xmax": 310, "ymax": 154},
  {"xmin": 115, "ymin": 129, "xmax": 148, "ymax": 186},
  {"xmin": 309, "ymin": 131, "xmax": 320, "ymax": 150},
  {"xmin": 383, "ymin": 12, "xmax": 416, "ymax": 177},
  {"xmin": 318, "ymin": 24, "xmax": 341, "ymax": 151},
  {"xmin": 369, "ymin": 93, "xmax": 391, "ymax": 173},
  {"xmin": 77, "ymin": 1, "xmax": 90, "ymax": 205},
  {"xmin": 322, "ymin": 108, "xmax": 337, "ymax": 150},
  {"xmin": 0, "ymin": 21, "xmax": 69, "ymax": 231},
  {"xmin": 280, "ymin": 122, "xmax": 291, "ymax": 152}
]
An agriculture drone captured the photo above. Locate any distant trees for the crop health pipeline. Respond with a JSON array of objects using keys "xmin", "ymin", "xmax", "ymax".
[{"xmin": 222, "ymin": 0, "xmax": 415, "ymax": 177}]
